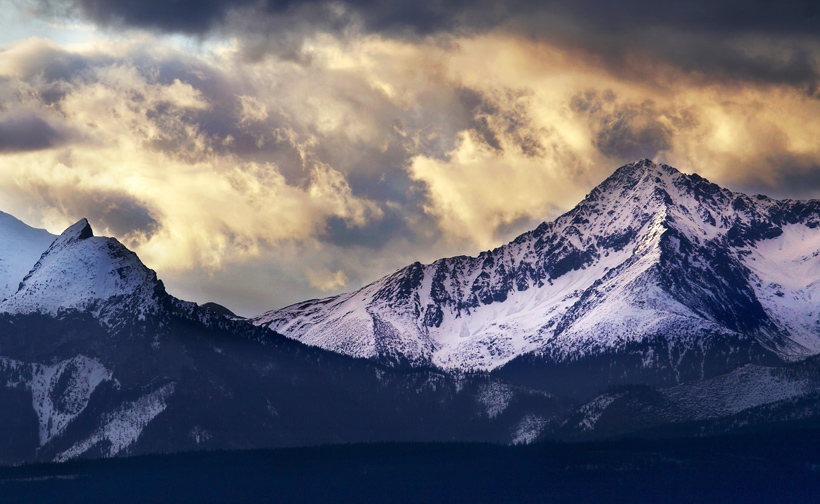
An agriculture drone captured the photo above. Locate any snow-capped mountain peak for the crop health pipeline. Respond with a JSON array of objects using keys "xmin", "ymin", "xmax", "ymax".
[
  {"xmin": 54, "ymin": 218, "xmax": 94, "ymax": 245},
  {"xmin": 0, "ymin": 218, "xmax": 166, "ymax": 326},
  {"xmin": 252, "ymin": 159, "xmax": 820, "ymax": 372}
]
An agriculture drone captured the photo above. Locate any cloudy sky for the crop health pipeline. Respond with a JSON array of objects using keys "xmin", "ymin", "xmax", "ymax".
[{"xmin": 1, "ymin": 0, "xmax": 819, "ymax": 315}]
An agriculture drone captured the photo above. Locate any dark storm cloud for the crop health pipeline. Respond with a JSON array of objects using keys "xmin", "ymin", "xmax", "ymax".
[
  {"xmin": 545, "ymin": 0, "xmax": 820, "ymax": 37},
  {"xmin": 455, "ymin": 87, "xmax": 546, "ymax": 158},
  {"xmin": 0, "ymin": 112, "xmax": 68, "ymax": 152},
  {"xmin": 321, "ymin": 209, "xmax": 413, "ymax": 250},
  {"xmin": 35, "ymin": 0, "xmax": 505, "ymax": 36},
  {"xmin": 83, "ymin": 192, "xmax": 159, "ymax": 241},
  {"xmin": 34, "ymin": 0, "xmax": 257, "ymax": 34},
  {"xmin": 732, "ymin": 153, "xmax": 820, "ymax": 199},
  {"xmin": 558, "ymin": 26, "xmax": 820, "ymax": 88},
  {"xmin": 776, "ymin": 166, "xmax": 820, "ymax": 198},
  {"xmin": 571, "ymin": 90, "xmax": 692, "ymax": 162},
  {"xmin": 27, "ymin": 182, "xmax": 159, "ymax": 242},
  {"xmin": 35, "ymin": 0, "xmax": 820, "ymax": 86},
  {"xmin": 41, "ymin": 0, "xmax": 820, "ymax": 37},
  {"xmin": 452, "ymin": 1, "xmax": 820, "ymax": 89}
]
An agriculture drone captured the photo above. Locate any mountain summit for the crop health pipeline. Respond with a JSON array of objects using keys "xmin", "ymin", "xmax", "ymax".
[
  {"xmin": 0, "ymin": 218, "xmax": 167, "ymax": 328},
  {"xmin": 252, "ymin": 160, "xmax": 820, "ymax": 386}
]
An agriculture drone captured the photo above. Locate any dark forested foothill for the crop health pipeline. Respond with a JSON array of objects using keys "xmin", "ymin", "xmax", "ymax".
[{"xmin": 2, "ymin": 429, "xmax": 820, "ymax": 504}]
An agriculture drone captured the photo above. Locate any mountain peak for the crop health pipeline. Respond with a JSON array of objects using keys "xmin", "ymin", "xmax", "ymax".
[
  {"xmin": 253, "ymin": 159, "xmax": 820, "ymax": 371},
  {"xmin": 1, "ymin": 217, "xmax": 165, "ymax": 324},
  {"xmin": 583, "ymin": 159, "xmax": 683, "ymax": 209},
  {"xmin": 632, "ymin": 158, "xmax": 676, "ymax": 173},
  {"xmin": 605, "ymin": 158, "xmax": 683, "ymax": 185},
  {"xmin": 58, "ymin": 218, "xmax": 94, "ymax": 243},
  {"xmin": 45, "ymin": 218, "xmax": 94, "ymax": 254},
  {"xmin": 634, "ymin": 157, "xmax": 657, "ymax": 169}
]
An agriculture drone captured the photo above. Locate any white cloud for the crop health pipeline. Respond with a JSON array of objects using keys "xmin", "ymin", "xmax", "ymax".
[{"xmin": 306, "ymin": 267, "xmax": 348, "ymax": 291}]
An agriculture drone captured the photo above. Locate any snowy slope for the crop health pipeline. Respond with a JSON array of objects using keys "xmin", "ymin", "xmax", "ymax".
[
  {"xmin": 0, "ymin": 355, "xmax": 112, "ymax": 446},
  {"xmin": 54, "ymin": 383, "xmax": 176, "ymax": 462},
  {"xmin": 558, "ymin": 356, "xmax": 820, "ymax": 439},
  {"xmin": 661, "ymin": 364, "xmax": 813, "ymax": 422},
  {"xmin": 253, "ymin": 159, "xmax": 820, "ymax": 371},
  {"xmin": 0, "ymin": 219, "xmax": 166, "ymax": 327},
  {"xmin": 0, "ymin": 212, "xmax": 56, "ymax": 301},
  {"xmin": 0, "ymin": 213, "xmax": 568, "ymax": 464}
]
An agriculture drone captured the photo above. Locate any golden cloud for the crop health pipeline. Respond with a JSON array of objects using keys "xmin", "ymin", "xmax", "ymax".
[
  {"xmin": 0, "ymin": 38, "xmax": 383, "ymax": 275},
  {"xmin": 1, "ymin": 32, "xmax": 820, "ymax": 312}
]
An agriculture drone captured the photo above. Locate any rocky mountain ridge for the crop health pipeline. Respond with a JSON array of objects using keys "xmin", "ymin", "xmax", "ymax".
[
  {"xmin": 252, "ymin": 159, "xmax": 820, "ymax": 378},
  {"xmin": 0, "ymin": 216, "xmax": 562, "ymax": 465},
  {"xmin": 5, "ymin": 158, "xmax": 820, "ymax": 464}
]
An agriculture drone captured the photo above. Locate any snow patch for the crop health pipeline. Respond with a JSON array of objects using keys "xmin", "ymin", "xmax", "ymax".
[
  {"xmin": 30, "ymin": 356, "xmax": 112, "ymax": 446},
  {"xmin": 743, "ymin": 224, "xmax": 820, "ymax": 356},
  {"xmin": 573, "ymin": 393, "xmax": 623, "ymax": 431},
  {"xmin": 476, "ymin": 382, "xmax": 514, "ymax": 419},
  {"xmin": 54, "ymin": 382, "xmax": 175, "ymax": 462},
  {"xmin": 0, "ymin": 355, "xmax": 112, "ymax": 446},
  {"xmin": 189, "ymin": 425, "xmax": 212, "ymax": 445},
  {"xmin": 511, "ymin": 414, "xmax": 548, "ymax": 445}
]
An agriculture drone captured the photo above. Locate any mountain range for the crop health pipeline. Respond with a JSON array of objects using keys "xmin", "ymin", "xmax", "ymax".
[
  {"xmin": 0, "ymin": 213, "xmax": 561, "ymax": 464},
  {"xmin": 4, "ymin": 159, "xmax": 820, "ymax": 464},
  {"xmin": 255, "ymin": 159, "xmax": 820, "ymax": 393}
]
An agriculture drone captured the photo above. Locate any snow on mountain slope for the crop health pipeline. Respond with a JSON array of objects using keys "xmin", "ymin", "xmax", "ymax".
[
  {"xmin": 559, "ymin": 358, "xmax": 820, "ymax": 439},
  {"xmin": 54, "ymin": 382, "xmax": 176, "ymax": 462},
  {"xmin": 0, "ymin": 219, "xmax": 167, "ymax": 327},
  {"xmin": 662, "ymin": 364, "xmax": 813, "ymax": 422},
  {"xmin": 0, "ymin": 212, "xmax": 56, "ymax": 301},
  {"xmin": 0, "ymin": 211, "xmax": 575, "ymax": 463},
  {"xmin": 0, "ymin": 354, "xmax": 112, "ymax": 446},
  {"xmin": 253, "ymin": 159, "xmax": 820, "ymax": 371},
  {"xmin": 742, "ymin": 224, "xmax": 820, "ymax": 354}
]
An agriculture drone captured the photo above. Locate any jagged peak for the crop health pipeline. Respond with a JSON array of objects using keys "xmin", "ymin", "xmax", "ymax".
[
  {"xmin": 48, "ymin": 219, "xmax": 94, "ymax": 252},
  {"xmin": 603, "ymin": 159, "xmax": 683, "ymax": 187},
  {"xmin": 63, "ymin": 218, "xmax": 93, "ymax": 240},
  {"xmin": 628, "ymin": 157, "xmax": 660, "ymax": 170},
  {"xmin": 3, "ymin": 215, "xmax": 166, "ymax": 321},
  {"xmin": 583, "ymin": 160, "xmax": 663, "ymax": 206},
  {"xmin": 580, "ymin": 160, "xmax": 731, "ymax": 215},
  {"xmin": 253, "ymin": 157, "xmax": 820, "ymax": 371}
]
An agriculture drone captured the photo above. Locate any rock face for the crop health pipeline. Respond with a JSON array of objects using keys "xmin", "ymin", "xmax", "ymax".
[
  {"xmin": 252, "ymin": 159, "xmax": 820, "ymax": 390},
  {"xmin": 0, "ymin": 218, "xmax": 563, "ymax": 465}
]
